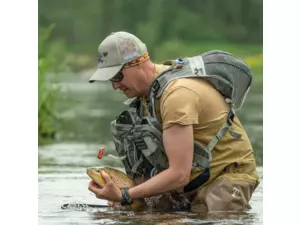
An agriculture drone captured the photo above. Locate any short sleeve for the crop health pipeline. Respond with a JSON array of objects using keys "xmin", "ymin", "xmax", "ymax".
[{"xmin": 160, "ymin": 86, "xmax": 203, "ymax": 130}]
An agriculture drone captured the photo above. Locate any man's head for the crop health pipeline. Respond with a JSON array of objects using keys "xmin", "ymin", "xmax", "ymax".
[{"xmin": 89, "ymin": 31, "xmax": 155, "ymax": 98}]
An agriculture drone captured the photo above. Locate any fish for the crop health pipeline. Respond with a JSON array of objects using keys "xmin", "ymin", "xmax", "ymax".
[{"xmin": 86, "ymin": 167, "xmax": 146, "ymax": 211}]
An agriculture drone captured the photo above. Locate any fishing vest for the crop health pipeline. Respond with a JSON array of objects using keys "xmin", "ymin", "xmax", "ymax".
[{"xmin": 111, "ymin": 50, "xmax": 253, "ymax": 182}]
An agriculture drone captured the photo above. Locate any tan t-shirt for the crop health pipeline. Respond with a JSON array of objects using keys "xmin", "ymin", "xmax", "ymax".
[{"xmin": 149, "ymin": 64, "xmax": 259, "ymax": 185}]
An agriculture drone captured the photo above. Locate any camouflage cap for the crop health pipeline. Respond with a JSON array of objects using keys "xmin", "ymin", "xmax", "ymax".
[{"xmin": 89, "ymin": 31, "xmax": 147, "ymax": 83}]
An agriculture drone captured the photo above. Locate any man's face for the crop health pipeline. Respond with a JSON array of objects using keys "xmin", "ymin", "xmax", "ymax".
[{"xmin": 110, "ymin": 65, "xmax": 146, "ymax": 98}]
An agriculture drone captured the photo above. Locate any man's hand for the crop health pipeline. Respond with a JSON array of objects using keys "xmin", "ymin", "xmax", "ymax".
[{"xmin": 88, "ymin": 170, "xmax": 122, "ymax": 202}]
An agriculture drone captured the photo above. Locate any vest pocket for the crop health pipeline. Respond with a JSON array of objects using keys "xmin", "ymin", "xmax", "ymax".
[{"xmin": 138, "ymin": 123, "xmax": 169, "ymax": 173}]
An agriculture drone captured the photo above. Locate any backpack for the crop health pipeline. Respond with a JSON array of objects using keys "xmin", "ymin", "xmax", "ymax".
[{"xmin": 148, "ymin": 50, "xmax": 253, "ymax": 153}]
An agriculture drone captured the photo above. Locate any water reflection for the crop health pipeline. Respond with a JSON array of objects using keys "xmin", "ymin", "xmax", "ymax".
[{"xmin": 38, "ymin": 142, "xmax": 263, "ymax": 225}]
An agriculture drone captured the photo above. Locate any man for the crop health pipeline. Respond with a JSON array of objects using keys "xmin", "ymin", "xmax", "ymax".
[{"xmin": 88, "ymin": 31, "xmax": 259, "ymax": 213}]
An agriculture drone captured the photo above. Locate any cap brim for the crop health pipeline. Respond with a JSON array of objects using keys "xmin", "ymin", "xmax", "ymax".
[{"xmin": 89, "ymin": 64, "xmax": 123, "ymax": 83}]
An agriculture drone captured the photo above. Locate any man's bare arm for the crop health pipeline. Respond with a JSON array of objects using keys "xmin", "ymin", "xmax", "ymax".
[{"xmin": 128, "ymin": 124, "xmax": 194, "ymax": 199}]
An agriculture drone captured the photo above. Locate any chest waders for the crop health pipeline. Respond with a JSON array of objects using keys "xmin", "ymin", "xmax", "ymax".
[{"xmin": 111, "ymin": 50, "xmax": 253, "ymax": 192}]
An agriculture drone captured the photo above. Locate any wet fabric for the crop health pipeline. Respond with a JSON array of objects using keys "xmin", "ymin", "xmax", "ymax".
[
  {"xmin": 144, "ymin": 162, "xmax": 258, "ymax": 213},
  {"xmin": 189, "ymin": 162, "xmax": 258, "ymax": 213}
]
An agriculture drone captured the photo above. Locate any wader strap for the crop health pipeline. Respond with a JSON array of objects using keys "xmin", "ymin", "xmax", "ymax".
[
  {"xmin": 206, "ymin": 121, "xmax": 231, "ymax": 152},
  {"xmin": 206, "ymin": 107, "xmax": 236, "ymax": 152},
  {"xmin": 183, "ymin": 168, "xmax": 210, "ymax": 193}
]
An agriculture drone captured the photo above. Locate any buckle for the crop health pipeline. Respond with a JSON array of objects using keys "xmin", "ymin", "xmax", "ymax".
[
  {"xmin": 227, "ymin": 109, "xmax": 235, "ymax": 125},
  {"xmin": 151, "ymin": 80, "xmax": 160, "ymax": 95}
]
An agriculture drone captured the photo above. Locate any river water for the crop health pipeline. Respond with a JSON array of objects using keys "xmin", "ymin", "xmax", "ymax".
[{"xmin": 38, "ymin": 70, "xmax": 263, "ymax": 224}]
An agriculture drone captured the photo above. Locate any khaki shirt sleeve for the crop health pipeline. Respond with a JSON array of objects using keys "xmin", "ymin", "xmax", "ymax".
[{"xmin": 160, "ymin": 86, "xmax": 203, "ymax": 130}]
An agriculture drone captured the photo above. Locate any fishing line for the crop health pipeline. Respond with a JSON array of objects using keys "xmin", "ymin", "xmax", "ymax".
[{"xmin": 61, "ymin": 203, "xmax": 112, "ymax": 210}]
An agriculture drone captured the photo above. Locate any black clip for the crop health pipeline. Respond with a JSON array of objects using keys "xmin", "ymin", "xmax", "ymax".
[
  {"xmin": 227, "ymin": 110, "xmax": 235, "ymax": 125},
  {"xmin": 152, "ymin": 80, "xmax": 160, "ymax": 95}
]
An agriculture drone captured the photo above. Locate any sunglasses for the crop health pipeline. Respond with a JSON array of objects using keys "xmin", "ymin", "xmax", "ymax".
[
  {"xmin": 109, "ymin": 67, "xmax": 124, "ymax": 82},
  {"xmin": 108, "ymin": 53, "xmax": 150, "ymax": 83}
]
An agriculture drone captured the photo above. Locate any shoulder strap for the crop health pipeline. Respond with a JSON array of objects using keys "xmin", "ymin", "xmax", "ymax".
[
  {"xmin": 150, "ymin": 56, "xmax": 205, "ymax": 99},
  {"xmin": 148, "ymin": 56, "xmax": 206, "ymax": 118},
  {"xmin": 206, "ymin": 107, "xmax": 236, "ymax": 152}
]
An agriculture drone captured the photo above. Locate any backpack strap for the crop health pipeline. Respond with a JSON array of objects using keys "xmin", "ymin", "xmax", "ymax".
[
  {"xmin": 207, "ymin": 93, "xmax": 245, "ymax": 152},
  {"xmin": 206, "ymin": 106, "xmax": 237, "ymax": 153},
  {"xmin": 149, "ymin": 56, "xmax": 206, "ymax": 118}
]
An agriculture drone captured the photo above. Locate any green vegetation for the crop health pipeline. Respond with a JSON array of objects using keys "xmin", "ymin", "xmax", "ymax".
[
  {"xmin": 38, "ymin": 24, "xmax": 68, "ymax": 144},
  {"xmin": 39, "ymin": 0, "xmax": 262, "ymax": 50},
  {"xmin": 38, "ymin": 0, "xmax": 262, "ymax": 71}
]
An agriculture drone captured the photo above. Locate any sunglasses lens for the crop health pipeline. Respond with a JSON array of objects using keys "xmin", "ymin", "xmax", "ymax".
[{"xmin": 110, "ymin": 71, "xmax": 123, "ymax": 82}]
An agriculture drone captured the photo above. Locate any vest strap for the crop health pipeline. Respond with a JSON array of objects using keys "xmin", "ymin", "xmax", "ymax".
[{"xmin": 131, "ymin": 154, "xmax": 144, "ymax": 175}]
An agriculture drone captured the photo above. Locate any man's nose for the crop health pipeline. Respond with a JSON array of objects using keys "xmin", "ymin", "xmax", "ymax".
[{"xmin": 111, "ymin": 81, "xmax": 120, "ymax": 90}]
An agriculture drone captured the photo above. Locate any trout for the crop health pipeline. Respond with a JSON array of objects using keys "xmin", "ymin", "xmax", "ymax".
[{"xmin": 86, "ymin": 167, "xmax": 146, "ymax": 211}]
